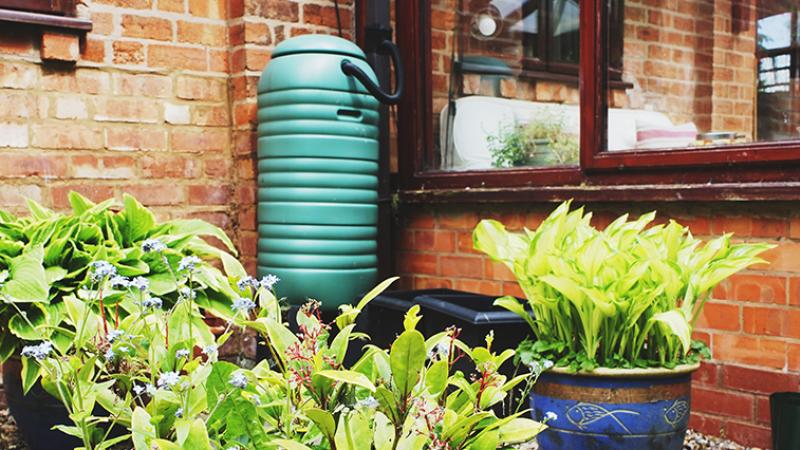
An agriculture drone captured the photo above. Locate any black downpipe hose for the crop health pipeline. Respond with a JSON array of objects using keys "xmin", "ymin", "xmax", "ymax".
[{"xmin": 341, "ymin": 39, "xmax": 404, "ymax": 105}]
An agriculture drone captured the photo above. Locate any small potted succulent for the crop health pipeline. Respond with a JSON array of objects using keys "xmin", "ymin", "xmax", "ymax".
[
  {"xmin": 473, "ymin": 201, "xmax": 772, "ymax": 450},
  {"xmin": 488, "ymin": 117, "xmax": 579, "ymax": 168},
  {"xmin": 0, "ymin": 192, "xmax": 243, "ymax": 450}
]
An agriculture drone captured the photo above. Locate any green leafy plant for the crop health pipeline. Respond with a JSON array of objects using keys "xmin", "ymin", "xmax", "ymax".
[
  {"xmin": 473, "ymin": 201, "xmax": 773, "ymax": 371},
  {"xmin": 0, "ymin": 192, "xmax": 244, "ymax": 389},
  {"xmin": 34, "ymin": 272, "xmax": 546, "ymax": 449},
  {"xmin": 487, "ymin": 116, "xmax": 578, "ymax": 168}
]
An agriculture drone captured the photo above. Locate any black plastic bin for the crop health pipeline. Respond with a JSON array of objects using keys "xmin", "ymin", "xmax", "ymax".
[
  {"xmin": 360, "ymin": 288, "xmax": 455, "ymax": 350},
  {"xmin": 771, "ymin": 392, "xmax": 800, "ymax": 450},
  {"xmin": 414, "ymin": 291, "xmax": 533, "ymax": 372}
]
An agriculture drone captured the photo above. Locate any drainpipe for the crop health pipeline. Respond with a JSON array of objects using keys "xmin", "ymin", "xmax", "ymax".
[{"xmin": 361, "ymin": 0, "xmax": 395, "ymax": 282}]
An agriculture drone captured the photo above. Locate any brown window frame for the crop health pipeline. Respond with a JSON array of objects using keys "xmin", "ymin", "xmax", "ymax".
[
  {"xmin": 394, "ymin": 0, "xmax": 800, "ymax": 202},
  {"xmin": 0, "ymin": 0, "xmax": 91, "ymax": 31}
]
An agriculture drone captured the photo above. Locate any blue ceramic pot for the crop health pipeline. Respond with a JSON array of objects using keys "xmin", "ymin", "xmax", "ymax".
[{"xmin": 530, "ymin": 364, "xmax": 699, "ymax": 450}]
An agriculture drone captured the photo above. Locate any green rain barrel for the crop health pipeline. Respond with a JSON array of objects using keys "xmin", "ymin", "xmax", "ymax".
[{"xmin": 257, "ymin": 35, "xmax": 380, "ymax": 311}]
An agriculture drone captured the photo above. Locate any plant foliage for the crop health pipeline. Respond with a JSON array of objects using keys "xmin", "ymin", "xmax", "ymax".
[
  {"xmin": 0, "ymin": 192, "xmax": 243, "ymax": 385},
  {"xmin": 473, "ymin": 201, "xmax": 773, "ymax": 371},
  {"xmin": 29, "ymin": 270, "xmax": 545, "ymax": 450}
]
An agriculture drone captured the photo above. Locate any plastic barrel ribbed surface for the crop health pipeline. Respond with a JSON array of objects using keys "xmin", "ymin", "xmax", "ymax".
[{"xmin": 257, "ymin": 35, "xmax": 379, "ymax": 311}]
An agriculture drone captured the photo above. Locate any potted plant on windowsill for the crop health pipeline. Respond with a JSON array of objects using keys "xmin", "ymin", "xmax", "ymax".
[
  {"xmin": 0, "ymin": 192, "xmax": 243, "ymax": 450},
  {"xmin": 473, "ymin": 201, "xmax": 773, "ymax": 450},
  {"xmin": 487, "ymin": 117, "xmax": 579, "ymax": 168}
]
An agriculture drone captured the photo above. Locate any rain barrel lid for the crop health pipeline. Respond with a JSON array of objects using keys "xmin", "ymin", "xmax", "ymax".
[{"xmin": 272, "ymin": 34, "xmax": 366, "ymax": 60}]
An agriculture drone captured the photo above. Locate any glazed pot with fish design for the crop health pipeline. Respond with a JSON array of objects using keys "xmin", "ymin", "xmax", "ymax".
[{"xmin": 530, "ymin": 363, "xmax": 699, "ymax": 450}]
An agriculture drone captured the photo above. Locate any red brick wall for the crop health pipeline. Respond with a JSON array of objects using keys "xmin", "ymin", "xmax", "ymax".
[
  {"xmin": 397, "ymin": 202, "xmax": 800, "ymax": 448},
  {"xmin": 0, "ymin": 0, "xmax": 353, "ymax": 269},
  {"xmin": 0, "ymin": 0, "xmax": 354, "ymax": 404}
]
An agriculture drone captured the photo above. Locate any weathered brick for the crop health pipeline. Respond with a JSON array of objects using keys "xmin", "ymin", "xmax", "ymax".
[
  {"xmin": 148, "ymin": 45, "xmax": 207, "ymax": 71},
  {"xmin": 692, "ymin": 387, "xmax": 753, "ymax": 420},
  {"xmin": 177, "ymin": 21, "xmax": 227, "ymax": 46},
  {"xmin": 41, "ymin": 69, "xmax": 111, "ymax": 95},
  {"xmin": 0, "ymin": 62, "xmax": 37, "ymax": 89},
  {"xmin": 713, "ymin": 334, "xmax": 786, "ymax": 369},
  {"xmin": 54, "ymin": 96, "xmax": 89, "ymax": 120},
  {"xmin": 192, "ymin": 105, "xmax": 229, "ymax": 126},
  {"xmin": 696, "ymin": 302, "xmax": 740, "ymax": 332},
  {"xmin": 0, "ymin": 123, "xmax": 28, "ymax": 148},
  {"xmin": 94, "ymin": 0, "xmax": 151, "ymax": 7},
  {"xmin": 94, "ymin": 98, "xmax": 160, "ymax": 123},
  {"xmin": 0, "ymin": 185, "xmax": 42, "ymax": 207},
  {"xmin": 188, "ymin": 184, "xmax": 230, "ymax": 205},
  {"xmin": 122, "ymin": 184, "xmax": 185, "ymax": 206},
  {"xmin": 188, "ymin": 0, "xmax": 226, "ymax": 19},
  {"xmin": 157, "ymin": 0, "xmax": 184, "ymax": 12},
  {"xmin": 722, "ymin": 365, "xmax": 800, "ymax": 394},
  {"xmin": 113, "ymin": 73, "xmax": 172, "ymax": 98},
  {"xmin": 112, "ymin": 41, "xmax": 145, "ymax": 65},
  {"xmin": 121, "ymin": 15, "xmax": 173, "ymax": 41},
  {"xmin": 82, "ymin": 38, "xmax": 106, "ymax": 63},
  {"xmin": 0, "ymin": 155, "xmax": 68, "ymax": 177},
  {"xmin": 176, "ymin": 75, "xmax": 225, "ymax": 101},
  {"xmin": 31, "ymin": 124, "xmax": 103, "ymax": 149},
  {"xmin": 106, "ymin": 127, "xmax": 168, "ymax": 151},
  {"xmin": 164, "ymin": 103, "xmax": 191, "ymax": 125},
  {"xmin": 0, "ymin": 91, "xmax": 34, "ymax": 118},
  {"xmin": 140, "ymin": 155, "xmax": 201, "ymax": 179},
  {"xmin": 41, "ymin": 32, "xmax": 80, "ymax": 62},
  {"xmin": 171, "ymin": 128, "xmax": 228, "ymax": 152},
  {"xmin": 439, "ymin": 255, "xmax": 483, "ymax": 278}
]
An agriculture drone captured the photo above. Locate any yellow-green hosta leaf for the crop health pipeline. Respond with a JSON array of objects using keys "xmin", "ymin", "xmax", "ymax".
[
  {"xmin": 403, "ymin": 305, "xmax": 422, "ymax": 331},
  {"xmin": 650, "ymin": 310, "xmax": 692, "ymax": 354},
  {"xmin": 2, "ymin": 246, "xmax": 48, "ymax": 303},
  {"xmin": 473, "ymin": 219, "xmax": 527, "ymax": 268},
  {"xmin": 493, "ymin": 296, "xmax": 536, "ymax": 330},
  {"xmin": 166, "ymin": 218, "xmax": 236, "ymax": 254}
]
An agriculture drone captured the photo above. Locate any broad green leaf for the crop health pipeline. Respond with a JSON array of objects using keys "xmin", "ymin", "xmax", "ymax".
[
  {"xmin": 389, "ymin": 329, "xmax": 426, "ymax": 397},
  {"xmin": 2, "ymin": 246, "xmax": 49, "ymax": 303},
  {"xmin": 121, "ymin": 194, "xmax": 156, "ymax": 244},
  {"xmin": 330, "ymin": 324, "xmax": 354, "ymax": 365},
  {"xmin": 425, "ymin": 359, "xmax": 448, "ymax": 395},
  {"xmin": 68, "ymin": 191, "xmax": 95, "ymax": 215},
  {"xmin": 272, "ymin": 440, "xmax": 313, "ymax": 450},
  {"xmin": 497, "ymin": 418, "xmax": 547, "ymax": 444},
  {"xmin": 132, "ymin": 407, "xmax": 157, "ymax": 450},
  {"xmin": 166, "ymin": 219, "xmax": 236, "ymax": 254},
  {"xmin": 183, "ymin": 419, "xmax": 212, "ymax": 450},
  {"xmin": 317, "ymin": 369, "xmax": 376, "ymax": 392},
  {"xmin": 306, "ymin": 408, "xmax": 336, "ymax": 445},
  {"xmin": 373, "ymin": 412, "xmax": 394, "ymax": 450},
  {"xmin": 21, "ymin": 356, "xmax": 41, "ymax": 395}
]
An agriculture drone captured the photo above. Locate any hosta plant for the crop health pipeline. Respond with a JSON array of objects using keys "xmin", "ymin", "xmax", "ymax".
[
  {"xmin": 474, "ymin": 201, "xmax": 773, "ymax": 371},
  {"xmin": 0, "ymin": 192, "xmax": 244, "ymax": 390},
  {"xmin": 34, "ymin": 272, "xmax": 546, "ymax": 450}
]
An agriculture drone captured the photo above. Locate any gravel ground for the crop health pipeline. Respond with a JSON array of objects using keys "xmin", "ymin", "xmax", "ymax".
[{"xmin": 0, "ymin": 408, "xmax": 762, "ymax": 450}]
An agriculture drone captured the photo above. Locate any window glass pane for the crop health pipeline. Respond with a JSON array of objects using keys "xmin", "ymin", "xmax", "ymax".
[
  {"xmin": 431, "ymin": 0, "xmax": 581, "ymax": 172},
  {"xmin": 549, "ymin": 0, "xmax": 580, "ymax": 64},
  {"xmin": 606, "ymin": 0, "xmax": 800, "ymax": 151}
]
